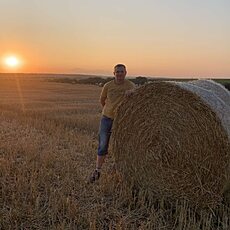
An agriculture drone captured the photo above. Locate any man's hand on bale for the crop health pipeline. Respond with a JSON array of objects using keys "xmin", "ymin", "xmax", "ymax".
[{"xmin": 125, "ymin": 89, "xmax": 135, "ymax": 97}]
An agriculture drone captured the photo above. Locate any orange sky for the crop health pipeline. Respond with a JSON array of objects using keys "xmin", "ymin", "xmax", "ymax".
[{"xmin": 0, "ymin": 0, "xmax": 229, "ymax": 78}]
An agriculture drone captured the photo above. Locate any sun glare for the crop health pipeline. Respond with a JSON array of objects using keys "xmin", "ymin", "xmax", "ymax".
[{"xmin": 4, "ymin": 56, "xmax": 20, "ymax": 68}]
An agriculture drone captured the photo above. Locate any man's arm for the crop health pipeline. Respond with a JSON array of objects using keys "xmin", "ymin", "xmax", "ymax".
[
  {"xmin": 99, "ymin": 84, "xmax": 108, "ymax": 107},
  {"xmin": 100, "ymin": 96, "xmax": 106, "ymax": 107}
]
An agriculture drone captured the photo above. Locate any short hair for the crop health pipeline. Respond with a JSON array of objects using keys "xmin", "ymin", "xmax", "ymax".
[{"xmin": 114, "ymin": 64, "xmax": 126, "ymax": 70}]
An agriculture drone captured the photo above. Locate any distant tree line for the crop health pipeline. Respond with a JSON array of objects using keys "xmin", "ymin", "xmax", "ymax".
[
  {"xmin": 46, "ymin": 76, "xmax": 230, "ymax": 91},
  {"xmin": 75, "ymin": 76, "xmax": 151, "ymax": 86},
  {"xmin": 47, "ymin": 76, "xmax": 150, "ymax": 86},
  {"xmin": 224, "ymin": 83, "xmax": 230, "ymax": 91}
]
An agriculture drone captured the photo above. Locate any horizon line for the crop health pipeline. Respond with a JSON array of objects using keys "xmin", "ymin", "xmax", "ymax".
[{"xmin": 0, "ymin": 72, "xmax": 229, "ymax": 79}]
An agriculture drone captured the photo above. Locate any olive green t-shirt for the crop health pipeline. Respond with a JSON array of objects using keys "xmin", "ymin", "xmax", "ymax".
[{"xmin": 100, "ymin": 79, "xmax": 135, "ymax": 119}]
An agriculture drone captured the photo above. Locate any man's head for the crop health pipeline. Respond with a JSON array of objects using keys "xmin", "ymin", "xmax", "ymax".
[{"xmin": 113, "ymin": 64, "xmax": 127, "ymax": 84}]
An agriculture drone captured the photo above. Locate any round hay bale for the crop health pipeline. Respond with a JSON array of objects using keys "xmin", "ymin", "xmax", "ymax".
[{"xmin": 111, "ymin": 80, "xmax": 230, "ymax": 208}]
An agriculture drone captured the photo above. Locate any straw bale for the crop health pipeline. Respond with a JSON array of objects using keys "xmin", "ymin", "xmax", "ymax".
[{"xmin": 111, "ymin": 80, "xmax": 230, "ymax": 207}]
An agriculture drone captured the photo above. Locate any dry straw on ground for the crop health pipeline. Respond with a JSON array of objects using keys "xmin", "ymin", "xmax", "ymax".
[
  {"xmin": 112, "ymin": 80, "xmax": 230, "ymax": 208},
  {"xmin": 2, "ymin": 77, "xmax": 230, "ymax": 228}
]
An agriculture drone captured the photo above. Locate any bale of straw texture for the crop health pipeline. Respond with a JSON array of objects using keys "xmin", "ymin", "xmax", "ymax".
[{"xmin": 111, "ymin": 80, "xmax": 230, "ymax": 208}]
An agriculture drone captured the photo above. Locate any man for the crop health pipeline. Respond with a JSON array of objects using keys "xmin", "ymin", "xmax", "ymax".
[{"xmin": 89, "ymin": 64, "xmax": 135, "ymax": 182}]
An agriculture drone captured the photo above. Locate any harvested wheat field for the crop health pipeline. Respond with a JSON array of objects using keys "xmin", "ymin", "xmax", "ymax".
[
  {"xmin": 1, "ymin": 75, "xmax": 230, "ymax": 229},
  {"xmin": 112, "ymin": 80, "xmax": 230, "ymax": 209}
]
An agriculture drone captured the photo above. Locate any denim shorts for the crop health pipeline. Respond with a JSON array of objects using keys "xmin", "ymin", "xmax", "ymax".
[{"xmin": 97, "ymin": 115, "xmax": 113, "ymax": 156}]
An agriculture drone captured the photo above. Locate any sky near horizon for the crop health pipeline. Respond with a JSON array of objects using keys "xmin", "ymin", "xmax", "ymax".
[{"xmin": 0, "ymin": 0, "xmax": 229, "ymax": 77}]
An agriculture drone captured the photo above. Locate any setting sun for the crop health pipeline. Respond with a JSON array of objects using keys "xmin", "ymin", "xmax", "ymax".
[{"xmin": 4, "ymin": 56, "xmax": 20, "ymax": 68}]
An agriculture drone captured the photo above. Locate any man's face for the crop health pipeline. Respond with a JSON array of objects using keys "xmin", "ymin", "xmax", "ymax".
[{"xmin": 114, "ymin": 66, "xmax": 127, "ymax": 83}]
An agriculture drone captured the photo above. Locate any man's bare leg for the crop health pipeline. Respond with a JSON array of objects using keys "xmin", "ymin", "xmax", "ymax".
[
  {"xmin": 89, "ymin": 155, "xmax": 106, "ymax": 183},
  {"xmin": 96, "ymin": 155, "xmax": 106, "ymax": 171}
]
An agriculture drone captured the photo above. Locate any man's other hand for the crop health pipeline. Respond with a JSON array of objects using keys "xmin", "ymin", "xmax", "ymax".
[{"xmin": 125, "ymin": 89, "xmax": 135, "ymax": 97}]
